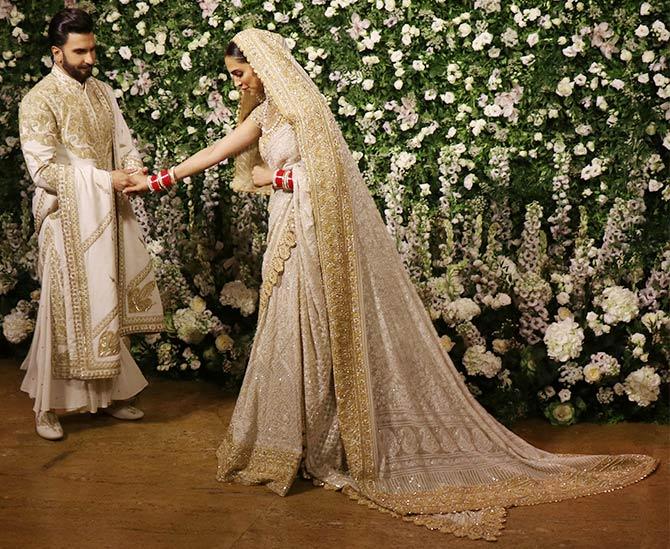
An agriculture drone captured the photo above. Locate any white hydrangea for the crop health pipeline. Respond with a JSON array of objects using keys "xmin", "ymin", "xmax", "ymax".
[
  {"xmin": 2, "ymin": 309, "xmax": 34, "ymax": 344},
  {"xmin": 443, "ymin": 297, "xmax": 481, "ymax": 326},
  {"xmin": 623, "ymin": 366, "xmax": 661, "ymax": 407},
  {"xmin": 172, "ymin": 308, "xmax": 208, "ymax": 345},
  {"xmin": 586, "ymin": 311, "xmax": 611, "ymax": 335},
  {"xmin": 462, "ymin": 344, "xmax": 502, "ymax": 378},
  {"xmin": 641, "ymin": 311, "xmax": 668, "ymax": 332},
  {"xmin": 219, "ymin": 280, "xmax": 258, "ymax": 317},
  {"xmin": 544, "ymin": 318, "xmax": 584, "ymax": 362},
  {"xmin": 599, "ymin": 286, "xmax": 639, "ymax": 325}
]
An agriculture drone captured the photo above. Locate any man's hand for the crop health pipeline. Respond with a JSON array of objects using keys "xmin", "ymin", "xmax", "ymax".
[
  {"xmin": 123, "ymin": 171, "xmax": 150, "ymax": 195},
  {"xmin": 111, "ymin": 167, "xmax": 148, "ymax": 193},
  {"xmin": 252, "ymin": 166, "xmax": 273, "ymax": 187}
]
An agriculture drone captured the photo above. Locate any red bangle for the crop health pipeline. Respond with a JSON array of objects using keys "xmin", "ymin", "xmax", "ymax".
[
  {"xmin": 273, "ymin": 169, "xmax": 285, "ymax": 190},
  {"xmin": 148, "ymin": 169, "xmax": 176, "ymax": 193},
  {"xmin": 148, "ymin": 174, "xmax": 161, "ymax": 192}
]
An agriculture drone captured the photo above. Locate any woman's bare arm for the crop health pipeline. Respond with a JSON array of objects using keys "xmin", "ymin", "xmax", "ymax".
[{"xmin": 123, "ymin": 115, "xmax": 261, "ymax": 194}]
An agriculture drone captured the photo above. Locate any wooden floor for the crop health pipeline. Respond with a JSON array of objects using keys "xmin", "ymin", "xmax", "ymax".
[{"xmin": 0, "ymin": 359, "xmax": 668, "ymax": 549}]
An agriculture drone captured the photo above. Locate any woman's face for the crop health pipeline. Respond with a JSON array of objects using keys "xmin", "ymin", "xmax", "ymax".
[{"xmin": 225, "ymin": 56, "xmax": 264, "ymax": 95}]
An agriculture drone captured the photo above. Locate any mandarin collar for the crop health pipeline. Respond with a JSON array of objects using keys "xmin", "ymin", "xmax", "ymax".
[{"xmin": 51, "ymin": 63, "xmax": 88, "ymax": 91}]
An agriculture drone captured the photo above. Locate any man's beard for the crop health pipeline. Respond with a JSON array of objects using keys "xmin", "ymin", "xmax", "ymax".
[{"xmin": 61, "ymin": 53, "xmax": 93, "ymax": 83}]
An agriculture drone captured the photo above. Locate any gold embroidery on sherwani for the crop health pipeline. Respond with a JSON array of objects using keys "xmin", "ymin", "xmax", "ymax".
[
  {"xmin": 57, "ymin": 165, "xmax": 121, "ymax": 379},
  {"xmin": 44, "ymin": 226, "xmax": 70, "ymax": 376},
  {"xmin": 98, "ymin": 330, "xmax": 120, "ymax": 358},
  {"xmin": 20, "ymin": 65, "xmax": 164, "ymax": 380},
  {"xmin": 219, "ymin": 29, "xmax": 658, "ymax": 541},
  {"xmin": 128, "ymin": 280, "xmax": 157, "ymax": 313}
]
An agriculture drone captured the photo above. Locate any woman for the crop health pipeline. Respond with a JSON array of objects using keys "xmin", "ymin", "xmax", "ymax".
[{"xmin": 126, "ymin": 29, "xmax": 657, "ymax": 540}]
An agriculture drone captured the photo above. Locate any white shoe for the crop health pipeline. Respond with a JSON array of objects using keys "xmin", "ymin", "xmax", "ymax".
[
  {"xmin": 35, "ymin": 411, "xmax": 64, "ymax": 441},
  {"xmin": 103, "ymin": 404, "xmax": 144, "ymax": 420}
]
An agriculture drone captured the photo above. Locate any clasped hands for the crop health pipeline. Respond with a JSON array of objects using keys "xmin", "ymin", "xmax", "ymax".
[
  {"xmin": 111, "ymin": 165, "xmax": 274, "ymax": 195},
  {"xmin": 111, "ymin": 167, "xmax": 149, "ymax": 194}
]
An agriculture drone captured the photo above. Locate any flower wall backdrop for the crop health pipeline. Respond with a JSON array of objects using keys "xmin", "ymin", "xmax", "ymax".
[{"xmin": 1, "ymin": 0, "xmax": 668, "ymax": 423}]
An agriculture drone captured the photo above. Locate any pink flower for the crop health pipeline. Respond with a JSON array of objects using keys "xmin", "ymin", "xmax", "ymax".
[
  {"xmin": 198, "ymin": 0, "xmax": 220, "ymax": 18},
  {"xmin": 348, "ymin": 13, "xmax": 370, "ymax": 40}
]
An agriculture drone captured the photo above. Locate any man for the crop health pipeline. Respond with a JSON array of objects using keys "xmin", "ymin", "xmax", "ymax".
[{"xmin": 18, "ymin": 8, "xmax": 164, "ymax": 440}]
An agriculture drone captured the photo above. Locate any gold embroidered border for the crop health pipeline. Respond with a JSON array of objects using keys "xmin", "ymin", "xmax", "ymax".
[
  {"xmin": 93, "ymin": 304, "xmax": 119, "ymax": 340},
  {"xmin": 216, "ymin": 431, "xmax": 301, "ymax": 497},
  {"xmin": 356, "ymin": 453, "xmax": 658, "ymax": 515},
  {"xmin": 342, "ymin": 486, "xmax": 506, "ymax": 541},
  {"xmin": 121, "ymin": 153, "xmax": 143, "ymax": 171},
  {"xmin": 44, "ymin": 225, "xmax": 70, "ymax": 378},
  {"xmin": 259, "ymin": 215, "xmax": 296, "ymax": 315},
  {"xmin": 235, "ymin": 29, "xmax": 375, "ymax": 482},
  {"xmin": 56, "ymin": 166, "xmax": 121, "ymax": 379},
  {"xmin": 82, "ymin": 209, "xmax": 114, "ymax": 252},
  {"xmin": 33, "ymin": 189, "xmax": 48, "ymax": 235},
  {"xmin": 117, "ymin": 200, "xmax": 164, "ymax": 332}
]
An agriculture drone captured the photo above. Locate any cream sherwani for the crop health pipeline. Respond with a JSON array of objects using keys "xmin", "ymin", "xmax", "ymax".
[{"xmin": 18, "ymin": 65, "xmax": 164, "ymax": 413}]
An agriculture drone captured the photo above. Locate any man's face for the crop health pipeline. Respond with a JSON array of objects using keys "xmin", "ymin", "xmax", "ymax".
[{"xmin": 51, "ymin": 32, "xmax": 96, "ymax": 83}]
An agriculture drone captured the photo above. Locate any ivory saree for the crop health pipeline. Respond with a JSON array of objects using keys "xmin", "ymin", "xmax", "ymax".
[
  {"xmin": 216, "ymin": 29, "xmax": 657, "ymax": 540},
  {"xmin": 18, "ymin": 65, "xmax": 164, "ymax": 413}
]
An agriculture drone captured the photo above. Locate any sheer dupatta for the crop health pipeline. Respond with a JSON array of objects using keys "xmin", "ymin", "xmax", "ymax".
[{"xmin": 229, "ymin": 28, "xmax": 657, "ymax": 540}]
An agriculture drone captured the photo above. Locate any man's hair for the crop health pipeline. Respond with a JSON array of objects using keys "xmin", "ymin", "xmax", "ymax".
[
  {"xmin": 225, "ymin": 41, "xmax": 248, "ymax": 63},
  {"xmin": 48, "ymin": 8, "xmax": 94, "ymax": 48}
]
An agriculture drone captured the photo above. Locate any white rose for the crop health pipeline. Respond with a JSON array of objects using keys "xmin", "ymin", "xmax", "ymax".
[
  {"xmin": 458, "ymin": 23, "xmax": 472, "ymax": 37},
  {"xmin": 558, "ymin": 388, "xmax": 572, "ymax": 402},
  {"xmin": 556, "ymin": 291, "xmax": 570, "ymax": 305},
  {"xmin": 190, "ymin": 295, "xmax": 207, "ymax": 313},
  {"xmin": 583, "ymin": 363, "xmax": 602, "ymax": 383},
  {"xmin": 630, "ymin": 333, "xmax": 646, "ymax": 347},
  {"xmin": 118, "ymin": 46, "xmax": 132, "ymax": 60},
  {"xmin": 215, "ymin": 333, "xmax": 234, "ymax": 352},
  {"xmin": 412, "ymin": 60, "xmax": 426, "ymax": 71},
  {"xmin": 492, "ymin": 338, "xmax": 510, "ymax": 355},
  {"xmin": 180, "ymin": 52, "xmax": 192, "ymax": 71},
  {"xmin": 610, "ymin": 79, "xmax": 625, "ymax": 90},
  {"xmin": 556, "ymin": 77, "xmax": 574, "ymax": 97},
  {"xmin": 642, "ymin": 50, "xmax": 655, "ymax": 63},
  {"xmin": 463, "ymin": 173, "xmax": 476, "ymax": 190},
  {"xmin": 441, "ymin": 91, "xmax": 455, "ymax": 104},
  {"xmin": 635, "ymin": 25, "xmax": 649, "ymax": 37},
  {"xmin": 620, "ymin": 49, "xmax": 632, "ymax": 62},
  {"xmin": 440, "ymin": 335, "xmax": 455, "ymax": 352}
]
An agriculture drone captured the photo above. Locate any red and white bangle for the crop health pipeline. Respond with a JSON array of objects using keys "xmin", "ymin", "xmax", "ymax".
[
  {"xmin": 272, "ymin": 168, "xmax": 293, "ymax": 192},
  {"xmin": 147, "ymin": 167, "xmax": 177, "ymax": 193}
]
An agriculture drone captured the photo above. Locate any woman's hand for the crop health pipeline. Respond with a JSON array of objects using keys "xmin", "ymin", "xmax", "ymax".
[
  {"xmin": 252, "ymin": 166, "xmax": 274, "ymax": 187},
  {"xmin": 122, "ymin": 171, "xmax": 151, "ymax": 195}
]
